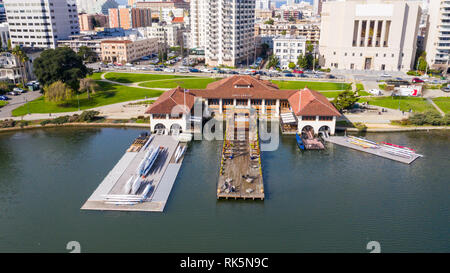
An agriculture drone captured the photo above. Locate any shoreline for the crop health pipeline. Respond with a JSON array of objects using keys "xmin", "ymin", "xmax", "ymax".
[{"xmin": 0, "ymin": 121, "xmax": 448, "ymax": 134}]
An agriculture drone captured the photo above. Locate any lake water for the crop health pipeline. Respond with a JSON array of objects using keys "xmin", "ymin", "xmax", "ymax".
[{"xmin": 0, "ymin": 127, "xmax": 448, "ymax": 252}]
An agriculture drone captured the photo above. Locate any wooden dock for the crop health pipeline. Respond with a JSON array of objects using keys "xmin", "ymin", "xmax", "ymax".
[
  {"xmin": 81, "ymin": 135, "xmax": 186, "ymax": 212},
  {"xmin": 324, "ymin": 136, "xmax": 421, "ymax": 164},
  {"xmin": 217, "ymin": 110, "xmax": 264, "ymax": 200}
]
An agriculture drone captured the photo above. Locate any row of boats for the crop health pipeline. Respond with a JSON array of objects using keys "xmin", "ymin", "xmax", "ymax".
[
  {"xmin": 103, "ymin": 134, "xmax": 188, "ymax": 205},
  {"xmin": 346, "ymin": 136, "xmax": 422, "ymax": 159}
]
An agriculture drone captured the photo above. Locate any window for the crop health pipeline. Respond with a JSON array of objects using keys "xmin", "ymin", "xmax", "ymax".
[
  {"xmin": 302, "ymin": 116, "xmax": 316, "ymax": 121},
  {"xmin": 319, "ymin": 116, "xmax": 333, "ymax": 121}
]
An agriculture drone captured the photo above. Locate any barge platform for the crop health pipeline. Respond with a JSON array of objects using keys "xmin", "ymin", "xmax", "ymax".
[
  {"xmin": 325, "ymin": 136, "xmax": 421, "ymax": 164},
  {"xmin": 81, "ymin": 134, "xmax": 186, "ymax": 212},
  {"xmin": 217, "ymin": 110, "xmax": 264, "ymax": 200}
]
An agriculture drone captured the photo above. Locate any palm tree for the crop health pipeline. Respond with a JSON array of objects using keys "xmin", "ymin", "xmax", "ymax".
[{"xmin": 12, "ymin": 46, "xmax": 29, "ymax": 86}]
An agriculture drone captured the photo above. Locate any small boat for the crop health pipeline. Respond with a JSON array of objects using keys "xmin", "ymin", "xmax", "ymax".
[
  {"xmin": 381, "ymin": 142, "xmax": 415, "ymax": 151},
  {"xmin": 295, "ymin": 133, "xmax": 305, "ymax": 150},
  {"xmin": 123, "ymin": 176, "xmax": 134, "ymax": 194}
]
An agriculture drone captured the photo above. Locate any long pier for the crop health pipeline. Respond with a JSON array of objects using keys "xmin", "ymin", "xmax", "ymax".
[
  {"xmin": 217, "ymin": 110, "xmax": 264, "ymax": 200},
  {"xmin": 325, "ymin": 136, "xmax": 421, "ymax": 164},
  {"xmin": 81, "ymin": 134, "xmax": 186, "ymax": 212}
]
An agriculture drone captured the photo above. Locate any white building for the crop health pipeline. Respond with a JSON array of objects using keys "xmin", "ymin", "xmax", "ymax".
[
  {"xmin": 425, "ymin": 0, "xmax": 450, "ymax": 72},
  {"xmin": 190, "ymin": 0, "xmax": 207, "ymax": 49},
  {"xmin": 76, "ymin": 0, "xmax": 118, "ymax": 15},
  {"xmin": 4, "ymin": 0, "xmax": 80, "ymax": 49},
  {"xmin": 0, "ymin": 22, "xmax": 9, "ymax": 49},
  {"xmin": 139, "ymin": 23, "xmax": 183, "ymax": 47},
  {"xmin": 273, "ymin": 35, "xmax": 307, "ymax": 68},
  {"xmin": 0, "ymin": 52, "xmax": 31, "ymax": 83},
  {"xmin": 319, "ymin": 0, "xmax": 422, "ymax": 72},
  {"xmin": 256, "ymin": 0, "xmax": 270, "ymax": 10}
]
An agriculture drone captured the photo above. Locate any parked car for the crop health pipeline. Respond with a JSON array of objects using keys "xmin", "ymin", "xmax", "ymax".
[
  {"xmin": 412, "ymin": 77, "xmax": 424, "ymax": 83},
  {"xmin": 153, "ymin": 68, "xmax": 163, "ymax": 71},
  {"xmin": 368, "ymin": 89, "xmax": 383, "ymax": 96},
  {"xmin": 293, "ymin": 69, "xmax": 303, "ymax": 74},
  {"xmin": 0, "ymin": 95, "xmax": 9, "ymax": 101},
  {"xmin": 380, "ymin": 73, "xmax": 391, "ymax": 78},
  {"xmin": 441, "ymin": 86, "xmax": 450, "ymax": 92},
  {"xmin": 7, "ymin": 91, "xmax": 19, "ymax": 96},
  {"xmin": 178, "ymin": 68, "xmax": 189, "ymax": 73},
  {"xmin": 189, "ymin": 68, "xmax": 200, "ymax": 73},
  {"xmin": 13, "ymin": 87, "xmax": 26, "ymax": 93},
  {"xmin": 163, "ymin": 68, "xmax": 175, "ymax": 73},
  {"xmin": 284, "ymin": 73, "xmax": 295, "ymax": 77},
  {"xmin": 228, "ymin": 70, "xmax": 238, "ymax": 74},
  {"xmin": 201, "ymin": 68, "xmax": 213, "ymax": 73}
]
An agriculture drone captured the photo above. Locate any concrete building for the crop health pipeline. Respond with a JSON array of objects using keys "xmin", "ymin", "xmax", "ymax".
[
  {"xmin": 76, "ymin": 0, "xmax": 118, "ymax": 15},
  {"xmin": 190, "ymin": 0, "xmax": 207, "ymax": 49},
  {"xmin": 146, "ymin": 75, "xmax": 341, "ymax": 135},
  {"xmin": 139, "ymin": 23, "xmax": 183, "ymax": 47},
  {"xmin": 78, "ymin": 14, "xmax": 109, "ymax": 31},
  {"xmin": 58, "ymin": 37, "xmax": 104, "ymax": 61},
  {"xmin": 273, "ymin": 35, "xmax": 307, "ymax": 68},
  {"xmin": 425, "ymin": 0, "xmax": 450, "ymax": 72},
  {"xmin": 313, "ymin": 0, "xmax": 324, "ymax": 16},
  {"xmin": 0, "ymin": 22, "xmax": 9, "ymax": 49},
  {"xmin": 203, "ymin": 0, "xmax": 257, "ymax": 67},
  {"xmin": 0, "ymin": 0, "xmax": 6, "ymax": 23},
  {"xmin": 109, "ymin": 7, "xmax": 152, "ymax": 30},
  {"xmin": 101, "ymin": 37, "xmax": 158, "ymax": 63},
  {"xmin": 256, "ymin": 0, "xmax": 270, "ymax": 10},
  {"xmin": 319, "ymin": 0, "xmax": 422, "ymax": 72},
  {"xmin": 4, "ymin": 0, "xmax": 80, "ymax": 49},
  {"xmin": 255, "ymin": 22, "xmax": 320, "ymax": 44},
  {"xmin": 135, "ymin": 0, "xmax": 190, "ymax": 11}
]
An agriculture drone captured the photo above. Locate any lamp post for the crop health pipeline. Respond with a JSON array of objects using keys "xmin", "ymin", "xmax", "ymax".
[{"xmin": 77, "ymin": 94, "xmax": 80, "ymax": 111}]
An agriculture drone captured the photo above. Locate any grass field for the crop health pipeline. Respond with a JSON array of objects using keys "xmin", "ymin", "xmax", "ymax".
[
  {"xmin": 12, "ymin": 81, "xmax": 163, "ymax": 116},
  {"xmin": 0, "ymin": 101, "xmax": 8, "ymax": 108},
  {"xmin": 319, "ymin": 91, "xmax": 344, "ymax": 98},
  {"xmin": 87, "ymin": 72, "xmax": 104, "ymax": 80},
  {"xmin": 432, "ymin": 97, "xmax": 450, "ymax": 113},
  {"xmin": 104, "ymin": 72, "xmax": 193, "ymax": 83},
  {"xmin": 139, "ymin": 78, "xmax": 220, "ymax": 89},
  {"xmin": 359, "ymin": 96, "xmax": 436, "ymax": 113},
  {"xmin": 271, "ymin": 80, "xmax": 350, "ymax": 91}
]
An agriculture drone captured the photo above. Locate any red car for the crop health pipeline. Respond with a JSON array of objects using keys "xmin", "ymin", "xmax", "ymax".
[
  {"xmin": 293, "ymin": 69, "xmax": 304, "ymax": 74},
  {"xmin": 412, "ymin": 77, "xmax": 424, "ymax": 83}
]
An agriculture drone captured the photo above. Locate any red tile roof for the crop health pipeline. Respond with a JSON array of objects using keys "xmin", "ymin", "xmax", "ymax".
[
  {"xmin": 288, "ymin": 88, "xmax": 341, "ymax": 117},
  {"xmin": 145, "ymin": 86, "xmax": 195, "ymax": 114},
  {"xmin": 172, "ymin": 17, "xmax": 184, "ymax": 23}
]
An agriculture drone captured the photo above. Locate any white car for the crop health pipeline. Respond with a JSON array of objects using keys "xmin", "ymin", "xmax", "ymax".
[
  {"xmin": 368, "ymin": 89, "xmax": 382, "ymax": 96},
  {"xmin": 380, "ymin": 73, "xmax": 391, "ymax": 78},
  {"xmin": 201, "ymin": 68, "xmax": 213, "ymax": 73},
  {"xmin": 163, "ymin": 68, "xmax": 175, "ymax": 73}
]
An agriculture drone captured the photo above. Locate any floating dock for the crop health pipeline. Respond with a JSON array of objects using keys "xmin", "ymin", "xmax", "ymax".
[
  {"xmin": 217, "ymin": 110, "xmax": 264, "ymax": 200},
  {"xmin": 81, "ymin": 134, "xmax": 186, "ymax": 212},
  {"xmin": 324, "ymin": 136, "xmax": 421, "ymax": 164}
]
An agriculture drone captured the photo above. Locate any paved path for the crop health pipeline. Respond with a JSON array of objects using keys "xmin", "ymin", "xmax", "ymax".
[
  {"xmin": 0, "ymin": 91, "xmax": 42, "ymax": 118},
  {"xmin": 426, "ymin": 98, "xmax": 445, "ymax": 116}
]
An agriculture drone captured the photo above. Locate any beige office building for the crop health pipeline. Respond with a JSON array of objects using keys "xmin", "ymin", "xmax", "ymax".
[
  {"xmin": 101, "ymin": 37, "xmax": 158, "ymax": 63},
  {"xmin": 319, "ymin": 0, "xmax": 421, "ymax": 72}
]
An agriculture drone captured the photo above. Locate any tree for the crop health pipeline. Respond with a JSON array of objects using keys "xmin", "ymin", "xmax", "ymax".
[
  {"xmin": 264, "ymin": 18, "xmax": 274, "ymax": 25},
  {"xmin": 332, "ymin": 91, "xmax": 359, "ymax": 111},
  {"xmin": 7, "ymin": 39, "xmax": 11, "ymax": 51},
  {"xmin": 44, "ymin": 81, "xmax": 74, "ymax": 103},
  {"xmin": 288, "ymin": 16, "xmax": 295, "ymax": 22},
  {"xmin": 417, "ymin": 52, "xmax": 428, "ymax": 72},
  {"xmin": 11, "ymin": 46, "xmax": 29, "ymax": 86},
  {"xmin": 261, "ymin": 43, "xmax": 269, "ymax": 57},
  {"xmin": 297, "ymin": 54, "xmax": 308, "ymax": 69},
  {"xmin": 267, "ymin": 55, "xmax": 279, "ymax": 69},
  {"xmin": 288, "ymin": 62, "xmax": 296, "ymax": 69},
  {"xmin": 77, "ymin": 46, "xmax": 97, "ymax": 63},
  {"xmin": 281, "ymin": 30, "xmax": 287, "ymax": 35},
  {"xmin": 33, "ymin": 47, "xmax": 89, "ymax": 91},
  {"xmin": 79, "ymin": 78, "xmax": 98, "ymax": 100}
]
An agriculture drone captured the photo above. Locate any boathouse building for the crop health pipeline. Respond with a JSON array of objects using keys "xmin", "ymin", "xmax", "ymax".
[{"xmin": 146, "ymin": 75, "xmax": 341, "ymax": 135}]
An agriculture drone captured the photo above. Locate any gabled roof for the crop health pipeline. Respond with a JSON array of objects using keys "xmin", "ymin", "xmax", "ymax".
[
  {"xmin": 288, "ymin": 88, "xmax": 341, "ymax": 117},
  {"xmin": 145, "ymin": 86, "xmax": 195, "ymax": 114},
  {"xmin": 190, "ymin": 75, "xmax": 296, "ymax": 100}
]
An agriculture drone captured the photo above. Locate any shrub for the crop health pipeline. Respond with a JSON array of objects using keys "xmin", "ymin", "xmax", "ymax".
[
  {"xmin": 40, "ymin": 119, "xmax": 52, "ymax": 126},
  {"xmin": 51, "ymin": 115, "xmax": 70, "ymax": 125},
  {"xmin": 409, "ymin": 111, "xmax": 447, "ymax": 126},
  {"xmin": 18, "ymin": 120, "xmax": 30, "ymax": 128},
  {"xmin": 68, "ymin": 114, "xmax": 79, "ymax": 123},
  {"xmin": 1, "ymin": 119, "xmax": 16, "ymax": 128},
  {"xmin": 354, "ymin": 122, "xmax": 367, "ymax": 132},
  {"xmin": 77, "ymin": 110, "xmax": 100, "ymax": 122},
  {"xmin": 407, "ymin": 70, "xmax": 420, "ymax": 76}
]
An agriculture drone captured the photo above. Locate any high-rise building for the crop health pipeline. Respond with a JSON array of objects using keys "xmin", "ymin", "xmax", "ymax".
[
  {"xmin": 256, "ymin": 0, "xmax": 270, "ymax": 10},
  {"xmin": 76, "ymin": 0, "xmax": 119, "ymax": 15},
  {"xmin": 319, "ymin": 0, "xmax": 421, "ymax": 72},
  {"xmin": 78, "ymin": 13, "xmax": 109, "ymax": 31},
  {"xmin": 0, "ymin": 0, "xmax": 7, "ymax": 23},
  {"xmin": 425, "ymin": 0, "xmax": 450, "ymax": 72},
  {"xmin": 191, "ymin": 0, "xmax": 256, "ymax": 67},
  {"xmin": 313, "ymin": 0, "xmax": 324, "ymax": 16},
  {"xmin": 4, "ymin": 0, "xmax": 80, "ymax": 49}
]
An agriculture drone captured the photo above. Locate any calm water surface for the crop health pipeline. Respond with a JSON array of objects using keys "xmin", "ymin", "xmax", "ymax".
[{"xmin": 0, "ymin": 127, "xmax": 448, "ymax": 252}]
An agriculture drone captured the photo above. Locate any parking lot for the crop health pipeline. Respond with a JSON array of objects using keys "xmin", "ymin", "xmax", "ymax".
[{"xmin": 0, "ymin": 90, "xmax": 41, "ymax": 118}]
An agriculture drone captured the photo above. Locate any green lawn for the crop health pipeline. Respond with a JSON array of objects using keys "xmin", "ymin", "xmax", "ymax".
[
  {"xmin": 319, "ymin": 91, "xmax": 344, "ymax": 98},
  {"xmin": 87, "ymin": 72, "xmax": 104, "ymax": 80},
  {"xmin": 432, "ymin": 97, "xmax": 450, "ymax": 113},
  {"xmin": 139, "ymin": 78, "xmax": 220, "ymax": 89},
  {"xmin": 0, "ymin": 101, "xmax": 8, "ymax": 108},
  {"xmin": 104, "ymin": 72, "xmax": 193, "ymax": 83},
  {"xmin": 12, "ymin": 81, "xmax": 163, "ymax": 116},
  {"xmin": 272, "ymin": 80, "xmax": 350, "ymax": 91},
  {"xmin": 359, "ymin": 96, "xmax": 436, "ymax": 113}
]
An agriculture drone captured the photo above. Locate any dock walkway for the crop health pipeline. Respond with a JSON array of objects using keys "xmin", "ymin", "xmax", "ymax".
[
  {"xmin": 81, "ymin": 135, "xmax": 185, "ymax": 212},
  {"xmin": 325, "ymin": 136, "xmax": 421, "ymax": 164}
]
